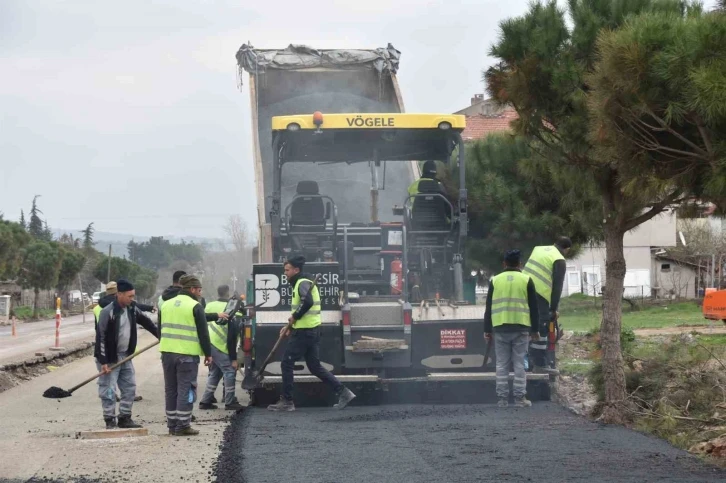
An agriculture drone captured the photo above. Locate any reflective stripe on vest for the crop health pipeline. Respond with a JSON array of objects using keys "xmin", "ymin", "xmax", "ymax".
[
  {"xmin": 159, "ymin": 294, "xmax": 204, "ymax": 356},
  {"xmin": 490, "ymin": 271, "xmax": 531, "ymax": 328},
  {"xmin": 205, "ymin": 301, "xmax": 228, "ymax": 354},
  {"xmin": 291, "ymin": 278, "xmax": 321, "ymax": 329},
  {"xmin": 523, "ymin": 246, "xmax": 565, "ymax": 304}
]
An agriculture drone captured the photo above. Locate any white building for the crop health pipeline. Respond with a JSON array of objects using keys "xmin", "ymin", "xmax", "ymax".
[{"xmin": 563, "ymin": 212, "xmax": 678, "ymax": 298}]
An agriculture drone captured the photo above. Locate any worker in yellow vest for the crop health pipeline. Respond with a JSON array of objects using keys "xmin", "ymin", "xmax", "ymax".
[
  {"xmin": 199, "ymin": 285, "xmax": 244, "ymax": 411},
  {"xmin": 267, "ymin": 255, "xmax": 356, "ymax": 412},
  {"xmin": 160, "ymin": 275, "xmax": 213, "ymax": 436},
  {"xmin": 407, "ymin": 160, "xmax": 448, "ymax": 198},
  {"xmin": 484, "ymin": 250, "xmax": 539, "ymax": 408},
  {"xmin": 523, "ymin": 237, "xmax": 571, "ymax": 370}
]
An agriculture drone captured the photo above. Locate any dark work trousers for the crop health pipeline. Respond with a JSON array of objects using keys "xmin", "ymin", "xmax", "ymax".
[
  {"xmin": 530, "ymin": 295, "xmax": 551, "ymax": 368},
  {"xmin": 161, "ymin": 352, "xmax": 199, "ymax": 432},
  {"xmin": 281, "ymin": 327, "xmax": 342, "ymax": 401}
]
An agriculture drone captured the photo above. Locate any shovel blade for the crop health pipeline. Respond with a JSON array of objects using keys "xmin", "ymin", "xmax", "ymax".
[
  {"xmin": 241, "ymin": 371, "xmax": 263, "ymax": 390},
  {"xmin": 43, "ymin": 386, "xmax": 72, "ymax": 399}
]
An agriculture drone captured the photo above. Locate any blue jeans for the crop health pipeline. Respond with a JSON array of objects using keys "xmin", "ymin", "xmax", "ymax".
[{"xmin": 281, "ymin": 327, "xmax": 341, "ymax": 401}]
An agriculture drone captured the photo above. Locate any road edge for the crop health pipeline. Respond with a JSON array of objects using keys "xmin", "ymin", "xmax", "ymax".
[{"xmin": 0, "ymin": 340, "xmax": 95, "ymax": 394}]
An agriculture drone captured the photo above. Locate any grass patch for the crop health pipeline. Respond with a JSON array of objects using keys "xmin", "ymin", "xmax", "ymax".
[
  {"xmin": 559, "ymin": 359, "xmax": 594, "ymax": 376},
  {"xmin": 560, "ymin": 301, "xmax": 706, "ymax": 333},
  {"xmin": 11, "ymin": 306, "xmax": 56, "ymax": 321},
  {"xmin": 587, "ymin": 333, "xmax": 726, "ymax": 454}
]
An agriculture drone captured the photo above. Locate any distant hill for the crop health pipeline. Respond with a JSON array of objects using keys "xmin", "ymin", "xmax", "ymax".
[{"xmin": 56, "ymin": 229, "xmax": 232, "ymax": 257}]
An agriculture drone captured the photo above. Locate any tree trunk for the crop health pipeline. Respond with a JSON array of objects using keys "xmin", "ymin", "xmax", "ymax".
[
  {"xmin": 600, "ymin": 222, "xmax": 628, "ymax": 424},
  {"xmin": 33, "ymin": 287, "xmax": 40, "ymax": 320}
]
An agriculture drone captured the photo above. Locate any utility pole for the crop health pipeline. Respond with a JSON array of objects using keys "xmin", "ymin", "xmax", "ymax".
[
  {"xmin": 107, "ymin": 245, "xmax": 112, "ymax": 283},
  {"xmin": 78, "ymin": 273, "xmax": 86, "ymax": 324},
  {"xmin": 232, "ymin": 270, "xmax": 238, "ymax": 292}
]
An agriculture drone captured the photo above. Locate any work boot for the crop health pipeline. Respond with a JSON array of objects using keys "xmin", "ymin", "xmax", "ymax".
[
  {"xmin": 199, "ymin": 402, "xmax": 218, "ymax": 410},
  {"xmin": 267, "ymin": 397, "xmax": 295, "ymax": 412},
  {"xmin": 225, "ymin": 402, "xmax": 245, "ymax": 412},
  {"xmin": 134, "ymin": 395, "xmax": 143, "ymax": 402},
  {"xmin": 174, "ymin": 426, "xmax": 200, "ymax": 436},
  {"xmin": 333, "ymin": 387, "xmax": 356, "ymax": 410},
  {"xmin": 514, "ymin": 396, "xmax": 532, "ymax": 408},
  {"xmin": 498, "ymin": 398, "xmax": 509, "ymax": 408},
  {"xmin": 211, "ymin": 396, "xmax": 218, "ymax": 404},
  {"xmin": 117, "ymin": 416, "xmax": 142, "ymax": 429},
  {"xmin": 104, "ymin": 417, "xmax": 117, "ymax": 429}
]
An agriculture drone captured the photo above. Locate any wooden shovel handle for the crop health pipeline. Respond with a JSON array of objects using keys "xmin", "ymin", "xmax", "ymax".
[{"xmin": 68, "ymin": 340, "xmax": 160, "ymax": 394}]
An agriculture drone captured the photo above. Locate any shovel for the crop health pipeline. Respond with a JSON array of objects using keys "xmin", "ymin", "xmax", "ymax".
[
  {"xmin": 42, "ymin": 340, "xmax": 160, "ymax": 399},
  {"xmin": 242, "ymin": 274, "xmax": 320, "ymax": 390},
  {"xmin": 483, "ymin": 336, "xmax": 493, "ymax": 366}
]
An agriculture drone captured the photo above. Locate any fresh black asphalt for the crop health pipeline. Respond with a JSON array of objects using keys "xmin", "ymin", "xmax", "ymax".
[{"xmin": 214, "ymin": 400, "xmax": 726, "ymax": 483}]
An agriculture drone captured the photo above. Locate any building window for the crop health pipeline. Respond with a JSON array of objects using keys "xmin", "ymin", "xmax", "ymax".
[{"xmin": 661, "ymin": 263, "xmax": 671, "ymax": 273}]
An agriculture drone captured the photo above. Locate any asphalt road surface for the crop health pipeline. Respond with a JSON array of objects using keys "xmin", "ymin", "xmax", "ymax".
[
  {"xmin": 216, "ymin": 400, "xmax": 726, "ymax": 483},
  {"xmin": 0, "ymin": 314, "xmax": 96, "ymax": 365}
]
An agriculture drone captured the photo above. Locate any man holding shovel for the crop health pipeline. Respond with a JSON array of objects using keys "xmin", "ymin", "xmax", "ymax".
[
  {"xmin": 267, "ymin": 255, "xmax": 356, "ymax": 412},
  {"xmin": 96, "ymin": 279, "xmax": 160, "ymax": 429},
  {"xmin": 523, "ymin": 236, "xmax": 571, "ymax": 370},
  {"xmin": 199, "ymin": 284, "xmax": 244, "ymax": 411}
]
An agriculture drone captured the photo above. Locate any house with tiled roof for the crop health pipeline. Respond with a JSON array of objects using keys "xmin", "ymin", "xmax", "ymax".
[{"xmin": 455, "ymin": 94, "xmax": 518, "ymax": 142}]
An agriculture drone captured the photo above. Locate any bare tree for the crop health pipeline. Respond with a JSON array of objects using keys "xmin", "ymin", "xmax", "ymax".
[
  {"xmin": 198, "ymin": 216, "xmax": 254, "ymax": 295},
  {"xmin": 669, "ymin": 218, "xmax": 726, "ymax": 287},
  {"xmin": 225, "ymin": 215, "xmax": 250, "ymax": 254}
]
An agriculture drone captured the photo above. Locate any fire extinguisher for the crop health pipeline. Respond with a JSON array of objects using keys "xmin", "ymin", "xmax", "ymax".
[{"xmin": 390, "ymin": 257, "xmax": 403, "ymax": 295}]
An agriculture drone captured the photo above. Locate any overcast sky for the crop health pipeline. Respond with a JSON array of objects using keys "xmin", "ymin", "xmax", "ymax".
[{"xmin": 1, "ymin": 1, "xmax": 717, "ymax": 239}]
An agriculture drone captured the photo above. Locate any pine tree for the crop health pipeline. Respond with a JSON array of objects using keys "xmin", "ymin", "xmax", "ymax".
[
  {"xmin": 19, "ymin": 210, "xmax": 26, "ymax": 230},
  {"xmin": 28, "ymin": 195, "xmax": 44, "ymax": 239},
  {"xmin": 42, "ymin": 220, "xmax": 53, "ymax": 241},
  {"xmin": 81, "ymin": 222, "xmax": 95, "ymax": 253},
  {"xmin": 485, "ymin": 0, "xmax": 705, "ymax": 423},
  {"xmin": 441, "ymin": 134, "xmax": 601, "ymax": 274}
]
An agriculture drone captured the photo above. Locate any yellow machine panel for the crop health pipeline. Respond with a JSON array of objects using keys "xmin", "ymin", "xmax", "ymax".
[{"xmin": 272, "ymin": 113, "xmax": 466, "ymax": 131}]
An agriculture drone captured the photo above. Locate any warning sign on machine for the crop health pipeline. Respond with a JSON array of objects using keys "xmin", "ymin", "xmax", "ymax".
[{"xmin": 440, "ymin": 329, "xmax": 466, "ymax": 349}]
